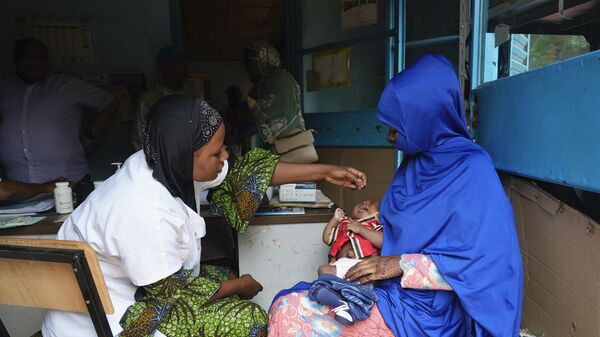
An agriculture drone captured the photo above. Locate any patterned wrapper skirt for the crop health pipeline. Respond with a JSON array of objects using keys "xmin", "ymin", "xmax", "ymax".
[{"xmin": 268, "ymin": 290, "xmax": 394, "ymax": 337}]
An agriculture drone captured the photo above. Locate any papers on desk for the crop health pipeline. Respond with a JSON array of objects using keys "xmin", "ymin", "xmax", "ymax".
[
  {"xmin": 0, "ymin": 215, "xmax": 46, "ymax": 229},
  {"xmin": 255, "ymin": 207, "xmax": 305, "ymax": 216},
  {"xmin": 0, "ymin": 195, "xmax": 54, "ymax": 215}
]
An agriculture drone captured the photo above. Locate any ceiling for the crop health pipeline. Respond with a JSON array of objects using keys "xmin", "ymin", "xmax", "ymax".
[{"xmin": 181, "ymin": 0, "xmax": 284, "ymax": 61}]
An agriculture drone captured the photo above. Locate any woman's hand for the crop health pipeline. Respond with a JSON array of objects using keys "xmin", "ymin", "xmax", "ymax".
[
  {"xmin": 324, "ymin": 166, "xmax": 367, "ymax": 190},
  {"xmin": 237, "ymin": 274, "xmax": 263, "ymax": 300},
  {"xmin": 271, "ymin": 162, "xmax": 367, "ymax": 190},
  {"xmin": 345, "ymin": 255, "xmax": 403, "ymax": 285}
]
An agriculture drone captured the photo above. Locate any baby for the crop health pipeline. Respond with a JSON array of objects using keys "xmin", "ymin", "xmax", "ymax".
[
  {"xmin": 310, "ymin": 200, "xmax": 382, "ymax": 325},
  {"xmin": 319, "ymin": 199, "xmax": 382, "ymax": 279}
]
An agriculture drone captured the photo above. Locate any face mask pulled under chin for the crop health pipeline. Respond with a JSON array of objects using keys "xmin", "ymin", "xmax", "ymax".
[{"xmin": 194, "ymin": 160, "xmax": 229, "ymax": 192}]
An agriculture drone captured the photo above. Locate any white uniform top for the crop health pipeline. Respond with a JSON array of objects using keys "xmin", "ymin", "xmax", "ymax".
[{"xmin": 42, "ymin": 150, "xmax": 211, "ymax": 337}]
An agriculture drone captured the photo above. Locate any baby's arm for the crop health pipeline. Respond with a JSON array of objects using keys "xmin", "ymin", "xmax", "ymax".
[
  {"xmin": 323, "ymin": 208, "xmax": 345, "ymax": 245},
  {"xmin": 318, "ymin": 264, "xmax": 337, "ymax": 276},
  {"xmin": 347, "ymin": 220, "xmax": 383, "ymax": 248}
]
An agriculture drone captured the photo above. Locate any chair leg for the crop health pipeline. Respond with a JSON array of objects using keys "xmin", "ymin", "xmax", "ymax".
[{"xmin": 0, "ymin": 318, "xmax": 11, "ymax": 337}]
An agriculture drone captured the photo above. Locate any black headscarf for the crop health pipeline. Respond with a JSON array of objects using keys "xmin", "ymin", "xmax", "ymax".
[{"xmin": 143, "ymin": 95, "xmax": 223, "ymax": 211}]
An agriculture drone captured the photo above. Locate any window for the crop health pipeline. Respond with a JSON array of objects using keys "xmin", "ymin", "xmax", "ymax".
[
  {"xmin": 299, "ymin": 0, "xmax": 397, "ymax": 114},
  {"xmin": 528, "ymin": 34, "xmax": 590, "ymax": 70},
  {"xmin": 480, "ymin": 0, "xmax": 599, "ymax": 83}
]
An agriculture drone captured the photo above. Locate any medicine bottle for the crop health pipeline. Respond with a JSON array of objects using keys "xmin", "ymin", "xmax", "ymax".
[{"xmin": 54, "ymin": 182, "xmax": 74, "ymax": 214}]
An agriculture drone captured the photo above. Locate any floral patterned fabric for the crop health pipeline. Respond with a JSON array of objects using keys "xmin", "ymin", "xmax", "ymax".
[
  {"xmin": 29, "ymin": 329, "xmax": 543, "ymax": 337},
  {"xmin": 399, "ymin": 253, "xmax": 453, "ymax": 290},
  {"xmin": 268, "ymin": 291, "xmax": 394, "ymax": 337},
  {"xmin": 267, "ymin": 255, "xmax": 453, "ymax": 336},
  {"xmin": 209, "ymin": 148, "xmax": 279, "ymax": 234},
  {"xmin": 119, "ymin": 265, "xmax": 267, "ymax": 337}
]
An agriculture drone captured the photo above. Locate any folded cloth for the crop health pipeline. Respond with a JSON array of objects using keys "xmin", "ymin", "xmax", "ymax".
[{"xmin": 308, "ymin": 274, "xmax": 378, "ymax": 324}]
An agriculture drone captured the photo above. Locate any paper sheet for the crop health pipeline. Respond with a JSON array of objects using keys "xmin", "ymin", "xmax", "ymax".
[
  {"xmin": 341, "ymin": 0, "xmax": 378, "ymax": 31},
  {"xmin": 0, "ymin": 195, "xmax": 54, "ymax": 215},
  {"xmin": 0, "ymin": 215, "xmax": 45, "ymax": 229}
]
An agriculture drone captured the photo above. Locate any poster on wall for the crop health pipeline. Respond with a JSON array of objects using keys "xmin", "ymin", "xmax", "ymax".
[
  {"xmin": 312, "ymin": 48, "xmax": 350, "ymax": 88},
  {"xmin": 17, "ymin": 16, "xmax": 94, "ymax": 64},
  {"xmin": 341, "ymin": 0, "xmax": 378, "ymax": 31}
]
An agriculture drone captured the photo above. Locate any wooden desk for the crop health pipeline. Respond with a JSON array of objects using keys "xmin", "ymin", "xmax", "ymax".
[
  {"xmin": 233, "ymin": 208, "xmax": 333, "ymax": 310},
  {"xmin": 1, "ymin": 209, "xmax": 334, "ymax": 236},
  {"xmin": 1, "ymin": 208, "xmax": 334, "ymax": 311},
  {"xmin": 0, "ymin": 215, "xmax": 65, "ymax": 238},
  {"xmin": 201, "ymin": 207, "xmax": 334, "ymax": 227}
]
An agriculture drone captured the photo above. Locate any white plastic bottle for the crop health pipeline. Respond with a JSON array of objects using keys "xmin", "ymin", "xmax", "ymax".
[{"xmin": 54, "ymin": 182, "xmax": 74, "ymax": 214}]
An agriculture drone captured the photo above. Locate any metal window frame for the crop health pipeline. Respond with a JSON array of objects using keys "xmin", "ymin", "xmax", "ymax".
[
  {"xmin": 291, "ymin": 0, "xmax": 402, "ymax": 148},
  {"xmin": 469, "ymin": 0, "xmax": 600, "ymax": 192}
]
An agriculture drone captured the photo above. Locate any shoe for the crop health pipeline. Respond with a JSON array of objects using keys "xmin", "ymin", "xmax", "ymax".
[
  {"xmin": 331, "ymin": 301, "xmax": 354, "ymax": 325},
  {"xmin": 313, "ymin": 287, "xmax": 355, "ymax": 325}
]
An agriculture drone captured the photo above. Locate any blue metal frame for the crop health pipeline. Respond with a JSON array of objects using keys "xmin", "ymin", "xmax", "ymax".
[
  {"xmin": 471, "ymin": 0, "xmax": 600, "ymax": 192},
  {"xmin": 475, "ymin": 50, "xmax": 600, "ymax": 192},
  {"xmin": 301, "ymin": 30, "xmax": 396, "ymax": 55},
  {"xmin": 395, "ymin": 0, "xmax": 406, "ymax": 166},
  {"xmin": 284, "ymin": 0, "xmax": 302, "ymax": 84},
  {"xmin": 396, "ymin": 0, "xmax": 405, "ymax": 73},
  {"xmin": 169, "ymin": 0, "xmax": 183, "ymax": 47},
  {"xmin": 304, "ymin": 111, "xmax": 391, "ymax": 148},
  {"xmin": 470, "ymin": 0, "xmax": 487, "ymax": 90},
  {"xmin": 469, "ymin": 0, "xmax": 487, "ymax": 137},
  {"xmin": 405, "ymin": 35, "xmax": 459, "ymax": 50}
]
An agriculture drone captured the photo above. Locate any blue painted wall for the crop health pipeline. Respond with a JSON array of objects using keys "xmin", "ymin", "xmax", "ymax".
[
  {"xmin": 305, "ymin": 111, "xmax": 391, "ymax": 147},
  {"xmin": 475, "ymin": 50, "xmax": 600, "ymax": 192}
]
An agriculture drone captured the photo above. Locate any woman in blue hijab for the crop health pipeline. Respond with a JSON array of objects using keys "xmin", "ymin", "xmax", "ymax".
[{"xmin": 267, "ymin": 55, "xmax": 522, "ymax": 337}]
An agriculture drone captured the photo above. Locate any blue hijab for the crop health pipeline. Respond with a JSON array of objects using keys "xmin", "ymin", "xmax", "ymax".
[{"xmin": 374, "ymin": 55, "xmax": 522, "ymax": 337}]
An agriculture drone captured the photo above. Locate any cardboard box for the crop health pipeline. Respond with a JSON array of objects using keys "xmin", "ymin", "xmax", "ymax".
[{"xmin": 507, "ymin": 176, "xmax": 600, "ymax": 337}]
